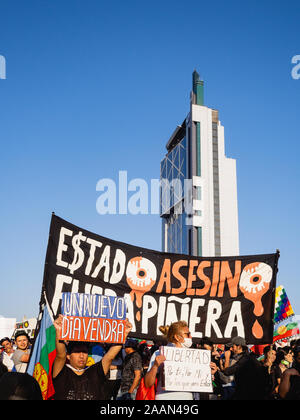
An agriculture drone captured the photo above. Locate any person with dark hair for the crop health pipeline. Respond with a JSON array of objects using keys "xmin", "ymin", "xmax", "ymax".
[
  {"xmin": 138, "ymin": 342, "xmax": 152, "ymax": 375},
  {"xmin": 0, "ymin": 372, "xmax": 42, "ymax": 400},
  {"xmin": 11, "ymin": 331, "xmax": 31, "ymax": 373},
  {"xmin": 0, "ymin": 338, "xmax": 14, "ymax": 371},
  {"xmin": 222, "ymin": 336, "xmax": 269, "ymax": 400},
  {"xmin": 279, "ymin": 347, "xmax": 300, "ymax": 400},
  {"xmin": 218, "ymin": 343, "xmax": 237, "ymax": 400},
  {"xmin": 116, "ymin": 339, "xmax": 143, "ymax": 400},
  {"xmin": 275, "ymin": 346, "xmax": 294, "ymax": 376},
  {"xmin": 261, "ymin": 345, "xmax": 281, "ymax": 399},
  {"xmin": 52, "ymin": 314, "xmax": 132, "ymax": 400}
]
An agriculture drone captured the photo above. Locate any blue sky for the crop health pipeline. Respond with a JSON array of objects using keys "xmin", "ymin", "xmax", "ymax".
[{"xmin": 0, "ymin": 0, "xmax": 299, "ymax": 321}]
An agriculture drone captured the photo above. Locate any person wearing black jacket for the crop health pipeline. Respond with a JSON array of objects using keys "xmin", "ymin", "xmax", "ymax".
[{"xmin": 222, "ymin": 336, "xmax": 269, "ymax": 400}]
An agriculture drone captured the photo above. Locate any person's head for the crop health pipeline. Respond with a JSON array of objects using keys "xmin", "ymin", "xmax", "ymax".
[
  {"xmin": 263, "ymin": 345, "xmax": 277, "ymax": 364},
  {"xmin": 275, "ymin": 346, "xmax": 293, "ymax": 366},
  {"xmin": 0, "ymin": 338, "xmax": 13, "ymax": 354},
  {"xmin": 228, "ymin": 336, "xmax": 247, "ymax": 355},
  {"xmin": 124, "ymin": 339, "xmax": 138, "ymax": 355},
  {"xmin": 66, "ymin": 342, "xmax": 89, "ymax": 370},
  {"xmin": 14, "ymin": 331, "xmax": 30, "ymax": 351},
  {"xmin": 138, "ymin": 342, "xmax": 151, "ymax": 364},
  {"xmin": 0, "ymin": 372, "xmax": 43, "ymax": 400},
  {"xmin": 282, "ymin": 346, "xmax": 294, "ymax": 364},
  {"xmin": 159, "ymin": 321, "xmax": 192, "ymax": 348}
]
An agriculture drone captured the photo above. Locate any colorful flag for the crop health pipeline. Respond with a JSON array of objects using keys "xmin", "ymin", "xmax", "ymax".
[
  {"xmin": 86, "ymin": 344, "xmax": 105, "ymax": 366},
  {"xmin": 26, "ymin": 303, "xmax": 56, "ymax": 400},
  {"xmin": 273, "ymin": 286, "xmax": 299, "ymax": 342},
  {"xmin": 273, "ymin": 321, "xmax": 300, "ymax": 342},
  {"xmin": 274, "ymin": 285, "xmax": 294, "ymax": 324}
]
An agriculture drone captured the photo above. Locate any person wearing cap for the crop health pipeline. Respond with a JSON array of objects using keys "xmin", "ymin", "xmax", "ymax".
[
  {"xmin": 0, "ymin": 338, "xmax": 15, "ymax": 372},
  {"xmin": 116, "ymin": 338, "xmax": 143, "ymax": 400},
  {"xmin": 222, "ymin": 336, "xmax": 269, "ymax": 400},
  {"xmin": 11, "ymin": 331, "xmax": 31, "ymax": 373},
  {"xmin": 52, "ymin": 314, "xmax": 132, "ymax": 400}
]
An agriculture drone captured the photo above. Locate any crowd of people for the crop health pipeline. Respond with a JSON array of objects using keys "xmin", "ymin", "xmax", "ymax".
[{"xmin": 0, "ymin": 320, "xmax": 300, "ymax": 400}]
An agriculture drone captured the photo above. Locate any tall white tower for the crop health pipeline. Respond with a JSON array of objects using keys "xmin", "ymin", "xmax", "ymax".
[{"xmin": 160, "ymin": 71, "xmax": 239, "ymax": 257}]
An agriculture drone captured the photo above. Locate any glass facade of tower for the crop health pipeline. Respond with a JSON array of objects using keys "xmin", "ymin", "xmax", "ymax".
[
  {"xmin": 160, "ymin": 136, "xmax": 188, "ymax": 254},
  {"xmin": 160, "ymin": 71, "xmax": 239, "ymax": 257}
]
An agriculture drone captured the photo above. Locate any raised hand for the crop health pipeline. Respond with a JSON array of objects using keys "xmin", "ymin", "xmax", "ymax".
[
  {"xmin": 53, "ymin": 314, "xmax": 64, "ymax": 335},
  {"xmin": 124, "ymin": 318, "xmax": 133, "ymax": 338}
]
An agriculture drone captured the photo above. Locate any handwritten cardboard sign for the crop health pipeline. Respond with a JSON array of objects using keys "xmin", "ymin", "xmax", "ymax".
[
  {"xmin": 162, "ymin": 346, "xmax": 213, "ymax": 393},
  {"xmin": 59, "ymin": 292, "xmax": 127, "ymax": 343}
]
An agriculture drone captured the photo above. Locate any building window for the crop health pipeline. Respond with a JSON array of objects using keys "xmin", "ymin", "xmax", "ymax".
[
  {"xmin": 197, "ymin": 226, "xmax": 202, "ymax": 257},
  {"xmin": 160, "ymin": 136, "xmax": 188, "ymax": 255},
  {"xmin": 196, "ymin": 122, "xmax": 201, "ymax": 177}
]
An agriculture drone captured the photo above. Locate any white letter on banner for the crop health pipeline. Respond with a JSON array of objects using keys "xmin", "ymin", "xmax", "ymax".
[
  {"xmin": 109, "ymin": 249, "xmax": 126, "ymax": 284},
  {"xmin": 116, "ymin": 298, "xmax": 125, "ymax": 319},
  {"xmin": 83, "ymin": 294, "xmax": 93, "ymax": 317},
  {"xmin": 124, "ymin": 294, "xmax": 136, "ymax": 332},
  {"xmin": 189, "ymin": 298, "xmax": 205, "ymax": 338},
  {"xmin": 73, "ymin": 317, "xmax": 81, "ymax": 340},
  {"xmin": 224, "ymin": 301, "xmax": 245, "ymax": 338},
  {"xmin": 56, "ymin": 227, "xmax": 73, "ymax": 268},
  {"xmin": 61, "ymin": 316, "xmax": 70, "ymax": 339},
  {"xmin": 156, "ymin": 296, "xmax": 167, "ymax": 335},
  {"xmin": 85, "ymin": 238, "xmax": 103, "ymax": 276},
  {"xmin": 68, "ymin": 231, "xmax": 87, "ymax": 275},
  {"xmin": 142, "ymin": 295, "xmax": 158, "ymax": 334},
  {"xmin": 51, "ymin": 274, "xmax": 73, "ymax": 314},
  {"xmin": 164, "ymin": 296, "xmax": 191, "ymax": 327},
  {"xmin": 63, "ymin": 293, "xmax": 72, "ymax": 316},
  {"xmin": 104, "ymin": 320, "xmax": 112, "ymax": 341},
  {"xmin": 92, "ymin": 245, "xmax": 110, "ymax": 281},
  {"xmin": 205, "ymin": 300, "xmax": 223, "ymax": 339}
]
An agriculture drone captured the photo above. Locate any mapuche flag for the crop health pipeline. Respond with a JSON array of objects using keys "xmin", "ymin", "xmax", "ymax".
[{"xmin": 27, "ymin": 302, "xmax": 56, "ymax": 400}]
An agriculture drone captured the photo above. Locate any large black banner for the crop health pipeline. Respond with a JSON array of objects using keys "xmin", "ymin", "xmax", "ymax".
[{"xmin": 39, "ymin": 214, "xmax": 279, "ymax": 344}]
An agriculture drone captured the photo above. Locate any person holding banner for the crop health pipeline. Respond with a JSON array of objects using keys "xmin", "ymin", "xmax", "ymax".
[
  {"xmin": 52, "ymin": 314, "xmax": 132, "ymax": 400},
  {"xmin": 144, "ymin": 320, "xmax": 195, "ymax": 400}
]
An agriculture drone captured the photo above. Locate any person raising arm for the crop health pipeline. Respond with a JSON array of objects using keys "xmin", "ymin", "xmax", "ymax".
[{"xmin": 52, "ymin": 315, "xmax": 132, "ymax": 400}]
